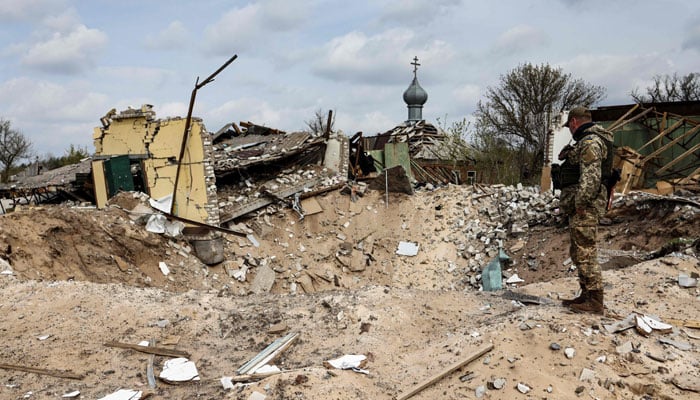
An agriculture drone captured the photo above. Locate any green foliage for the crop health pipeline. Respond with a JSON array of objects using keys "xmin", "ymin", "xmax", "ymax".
[
  {"xmin": 631, "ymin": 72, "xmax": 700, "ymax": 103},
  {"xmin": 474, "ymin": 63, "xmax": 606, "ymax": 185},
  {"xmin": 41, "ymin": 144, "xmax": 90, "ymax": 170},
  {"xmin": 434, "ymin": 116, "xmax": 477, "ymax": 162}
]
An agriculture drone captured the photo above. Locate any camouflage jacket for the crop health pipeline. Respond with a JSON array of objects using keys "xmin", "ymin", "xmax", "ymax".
[{"xmin": 560, "ymin": 123, "xmax": 613, "ymax": 217}]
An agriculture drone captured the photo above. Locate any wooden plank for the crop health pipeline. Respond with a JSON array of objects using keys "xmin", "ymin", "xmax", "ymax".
[
  {"xmin": 104, "ymin": 341, "xmax": 190, "ymax": 358},
  {"xmin": 607, "ymin": 104, "xmax": 639, "ymax": 131},
  {"xmin": 655, "ymin": 141, "xmax": 700, "ymax": 174},
  {"xmin": 396, "ymin": 343, "xmax": 494, "ymax": 400},
  {"xmin": 641, "ymin": 123, "xmax": 700, "ymax": 165},
  {"xmin": 608, "ymin": 107, "xmax": 655, "ymax": 132},
  {"xmin": 664, "ymin": 318, "xmax": 700, "ymax": 329},
  {"xmin": 637, "ymin": 118, "xmax": 684, "ymax": 153},
  {"xmin": 0, "ymin": 362, "xmax": 84, "ymax": 380}
]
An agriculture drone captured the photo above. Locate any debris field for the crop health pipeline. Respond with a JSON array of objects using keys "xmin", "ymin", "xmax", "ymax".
[{"xmin": 0, "ymin": 182, "xmax": 699, "ymax": 399}]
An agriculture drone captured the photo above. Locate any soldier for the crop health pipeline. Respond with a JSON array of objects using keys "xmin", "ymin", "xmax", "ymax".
[{"xmin": 558, "ymin": 106, "xmax": 614, "ymax": 315}]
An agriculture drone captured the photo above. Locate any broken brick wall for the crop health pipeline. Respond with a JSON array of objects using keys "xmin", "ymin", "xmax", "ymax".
[{"xmin": 93, "ymin": 106, "xmax": 220, "ymax": 225}]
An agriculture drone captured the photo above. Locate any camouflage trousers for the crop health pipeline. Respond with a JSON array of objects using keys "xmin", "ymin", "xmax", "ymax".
[{"xmin": 569, "ymin": 208, "xmax": 603, "ymax": 291}]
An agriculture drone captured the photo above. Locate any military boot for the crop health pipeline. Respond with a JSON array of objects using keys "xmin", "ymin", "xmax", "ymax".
[
  {"xmin": 561, "ymin": 289, "xmax": 588, "ymax": 306},
  {"xmin": 569, "ymin": 290, "xmax": 604, "ymax": 315}
]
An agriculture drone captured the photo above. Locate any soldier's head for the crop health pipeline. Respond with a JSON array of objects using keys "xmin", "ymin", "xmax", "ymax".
[{"xmin": 563, "ymin": 106, "xmax": 592, "ymax": 133}]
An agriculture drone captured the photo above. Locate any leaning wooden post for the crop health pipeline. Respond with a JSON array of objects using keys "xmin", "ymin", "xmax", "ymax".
[{"xmin": 396, "ymin": 343, "xmax": 494, "ymax": 400}]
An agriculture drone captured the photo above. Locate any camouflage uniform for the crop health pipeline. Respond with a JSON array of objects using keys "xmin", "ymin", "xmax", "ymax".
[{"xmin": 559, "ymin": 123, "xmax": 612, "ymax": 292}]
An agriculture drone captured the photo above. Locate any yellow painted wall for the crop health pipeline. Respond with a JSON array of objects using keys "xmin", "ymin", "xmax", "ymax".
[{"xmin": 94, "ymin": 107, "xmax": 214, "ymax": 225}]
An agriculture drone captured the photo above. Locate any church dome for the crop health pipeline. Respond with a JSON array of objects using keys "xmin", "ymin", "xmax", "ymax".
[{"xmin": 403, "ymin": 77, "xmax": 428, "ymax": 106}]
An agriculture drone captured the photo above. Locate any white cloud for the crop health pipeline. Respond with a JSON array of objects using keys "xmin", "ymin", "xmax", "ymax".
[
  {"xmin": 145, "ymin": 21, "xmax": 189, "ymax": 50},
  {"xmin": 203, "ymin": 1, "xmax": 309, "ymax": 56},
  {"xmin": 493, "ymin": 25, "xmax": 548, "ymax": 54},
  {"xmin": 0, "ymin": 77, "xmax": 108, "ymax": 121},
  {"xmin": 314, "ymin": 29, "xmax": 455, "ymax": 84},
  {"xmin": 682, "ymin": 15, "xmax": 700, "ymax": 52},
  {"xmin": 0, "ymin": 0, "xmax": 66, "ymax": 22},
  {"xmin": 380, "ymin": 0, "xmax": 461, "ymax": 26},
  {"xmin": 0, "ymin": 77, "xmax": 110, "ymax": 152},
  {"xmin": 21, "ymin": 24, "xmax": 108, "ymax": 74},
  {"xmin": 336, "ymin": 110, "xmax": 396, "ymax": 135},
  {"xmin": 158, "ymin": 102, "xmax": 189, "ymax": 120},
  {"xmin": 207, "ymin": 98, "xmax": 284, "ymax": 129},
  {"xmin": 452, "ymin": 84, "xmax": 481, "ymax": 108},
  {"xmin": 560, "ymin": 53, "xmax": 676, "ymax": 104}
]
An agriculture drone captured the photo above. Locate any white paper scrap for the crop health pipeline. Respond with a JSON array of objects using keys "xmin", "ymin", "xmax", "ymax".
[
  {"xmin": 220, "ymin": 376, "xmax": 234, "ymax": 390},
  {"xmin": 327, "ymin": 354, "xmax": 366, "ymax": 370},
  {"xmin": 254, "ymin": 364, "xmax": 280, "ymax": 374},
  {"xmin": 97, "ymin": 389, "xmax": 142, "ymax": 400},
  {"xmin": 146, "ymin": 214, "xmax": 166, "ymax": 234},
  {"xmin": 506, "ymin": 274, "xmax": 525, "ymax": 284},
  {"xmin": 62, "ymin": 391, "xmax": 80, "ymax": 398},
  {"xmin": 37, "ymin": 334, "xmax": 51, "ymax": 341},
  {"xmin": 160, "ymin": 358, "xmax": 200, "ymax": 382},
  {"xmin": 158, "ymin": 262, "xmax": 170, "ymax": 276},
  {"xmin": 396, "ymin": 241, "xmax": 419, "ymax": 256}
]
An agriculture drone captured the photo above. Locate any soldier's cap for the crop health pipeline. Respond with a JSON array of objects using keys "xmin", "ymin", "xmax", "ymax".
[{"xmin": 563, "ymin": 106, "xmax": 592, "ymax": 127}]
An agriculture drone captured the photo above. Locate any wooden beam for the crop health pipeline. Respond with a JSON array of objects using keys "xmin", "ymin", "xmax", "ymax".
[
  {"xmin": 607, "ymin": 104, "xmax": 639, "ymax": 131},
  {"xmin": 641, "ymin": 123, "xmax": 699, "ymax": 165},
  {"xmin": 396, "ymin": 343, "xmax": 494, "ymax": 400},
  {"xmin": 655, "ymin": 140, "xmax": 700, "ymax": 174},
  {"xmin": 637, "ymin": 118, "xmax": 684, "ymax": 153},
  {"xmin": 608, "ymin": 107, "xmax": 655, "ymax": 132},
  {"xmin": 104, "ymin": 341, "xmax": 191, "ymax": 358},
  {"xmin": 0, "ymin": 362, "xmax": 84, "ymax": 380}
]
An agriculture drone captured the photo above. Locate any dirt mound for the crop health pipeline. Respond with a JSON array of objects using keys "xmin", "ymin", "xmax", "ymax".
[{"xmin": 0, "ymin": 186, "xmax": 698, "ymax": 399}]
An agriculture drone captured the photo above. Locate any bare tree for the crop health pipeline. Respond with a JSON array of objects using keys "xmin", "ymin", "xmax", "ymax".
[
  {"xmin": 304, "ymin": 108, "xmax": 335, "ymax": 136},
  {"xmin": 631, "ymin": 72, "xmax": 700, "ymax": 103},
  {"xmin": 0, "ymin": 118, "xmax": 33, "ymax": 183},
  {"xmin": 473, "ymin": 63, "xmax": 606, "ymax": 184}
]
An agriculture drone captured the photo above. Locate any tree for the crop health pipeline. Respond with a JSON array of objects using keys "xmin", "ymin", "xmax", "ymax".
[
  {"xmin": 304, "ymin": 108, "xmax": 335, "ymax": 136},
  {"xmin": 0, "ymin": 118, "xmax": 33, "ymax": 183},
  {"xmin": 41, "ymin": 144, "xmax": 91, "ymax": 170},
  {"xmin": 631, "ymin": 72, "xmax": 700, "ymax": 103},
  {"xmin": 473, "ymin": 63, "xmax": 606, "ymax": 185}
]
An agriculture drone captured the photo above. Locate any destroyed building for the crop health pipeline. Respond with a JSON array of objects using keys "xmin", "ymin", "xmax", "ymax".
[
  {"xmin": 547, "ymin": 101, "xmax": 700, "ymax": 194},
  {"xmin": 357, "ymin": 57, "xmax": 477, "ymax": 186}
]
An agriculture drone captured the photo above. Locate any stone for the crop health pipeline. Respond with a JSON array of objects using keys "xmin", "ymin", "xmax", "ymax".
[
  {"xmin": 579, "ymin": 368, "xmax": 595, "ymax": 382},
  {"xmin": 475, "ymin": 385, "xmax": 486, "ymax": 398},
  {"xmin": 616, "ymin": 341, "xmax": 634, "ymax": 355},
  {"xmin": 492, "ymin": 378, "xmax": 506, "ymax": 389},
  {"xmin": 251, "ymin": 265, "xmax": 276, "ymax": 294},
  {"xmin": 550, "ymin": 343, "xmax": 561, "ymax": 351},
  {"xmin": 516, "ymin": 383, "xmax": 531, "ymax": 394},
  {"xmin": 564, "ymin": 347, "xmax": 575, "ymax": 359}
]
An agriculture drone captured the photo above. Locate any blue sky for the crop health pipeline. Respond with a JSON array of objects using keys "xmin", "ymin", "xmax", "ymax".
[{"xmin": 1, "ymin": 0, "xmax": 699, "ymax": 157}]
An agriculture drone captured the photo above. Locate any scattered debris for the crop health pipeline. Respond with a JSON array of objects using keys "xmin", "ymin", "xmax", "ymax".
[
  {"xmin": 237, "ymin": 332, "xmax": 299, "ymax": 376},
  {"xmin": 678, "ymin": 273, "xmax": 698, "ymax": 288},
  {"xmin": 396, "ymin": 343, "xmax": 494, "ymax": 400},
  {"xmin": 0, "ymin": 362, "xmax": 83, "ymax": 380},
  {"xmin": 97, "ymin": 389, "xmax": 142, "ymax": 400},
  {"xmin": 104, "ymin": 341, "xmax": 190, "ymax": 358},
  {"xmin": 159, "ymin": 358, "xmax": 200, "ymax": 383},
  {"xmin": 396, "ymin": 241, "xmax": 419, "ymax": 256},
  {"xmin": 325, "ymin": 354, "xmax": 369, "ymax": 374}
]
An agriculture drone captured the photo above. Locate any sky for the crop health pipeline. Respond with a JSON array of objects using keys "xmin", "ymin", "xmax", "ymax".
[{"xmin": 1, "ymin": 0, "xmax": 699, "ymax": 157}]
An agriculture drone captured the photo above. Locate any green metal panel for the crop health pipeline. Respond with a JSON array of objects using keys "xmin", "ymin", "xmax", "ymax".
[
  {"xmin": 384, "ymin": 142, "xmax": 413, "ymax": 179},
  {"xmin": 600, "ymin": 115, "xmax": 700, "ymax": 186},
  {"xmin": 103, "ymin": 155, "xmax": 134, "ymax": 197},
  {"xmin": 367, "ymin": 149, "xmax": 385, "ymax": 170}
]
